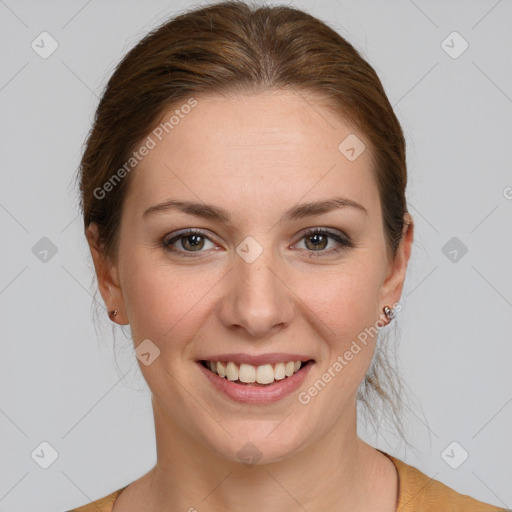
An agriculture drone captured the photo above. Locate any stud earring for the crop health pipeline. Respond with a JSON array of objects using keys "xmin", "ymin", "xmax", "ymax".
[
  {"xmin": 108, "ymin": 309, "xmax": 118, "ymax": 320},
  {"xmin": 383, "ymin": 305, "xmax": 395, "ymax": 322}
]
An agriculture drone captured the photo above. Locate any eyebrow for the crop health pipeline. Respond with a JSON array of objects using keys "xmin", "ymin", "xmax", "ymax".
[{"xmin": 142, "ymin": 196, "xmax": 368, "ymax": 223}]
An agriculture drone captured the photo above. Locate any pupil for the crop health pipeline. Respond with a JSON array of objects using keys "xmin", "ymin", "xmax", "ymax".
[
  {"xmin": 307, "ymin": 234, "xmax": 326, "ymax": 250},
  {"xmin": 184, "ymin": 234, "xmax": 203, "ymax": 250}
]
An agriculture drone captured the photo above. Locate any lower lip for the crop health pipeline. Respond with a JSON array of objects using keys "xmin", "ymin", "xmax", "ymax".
[{"xmin": 197, "ymin": 360, "xmax": 314, "ymax": 404}]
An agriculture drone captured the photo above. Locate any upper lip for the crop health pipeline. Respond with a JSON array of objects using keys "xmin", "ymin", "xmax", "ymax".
[{"xmin": 197, "ymin": 353, "xmax": 315, "ymax": 366}]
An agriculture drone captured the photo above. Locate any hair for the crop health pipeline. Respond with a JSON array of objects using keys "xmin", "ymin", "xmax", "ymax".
[{"xmin": 77, "ymin": 0, "xmax": 415, "ymax": 449}]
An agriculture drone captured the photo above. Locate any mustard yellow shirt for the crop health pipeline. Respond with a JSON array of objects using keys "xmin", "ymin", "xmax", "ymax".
[{"xmin": 68, "ymin": 450, "xmax": 509, "ymax": 511}]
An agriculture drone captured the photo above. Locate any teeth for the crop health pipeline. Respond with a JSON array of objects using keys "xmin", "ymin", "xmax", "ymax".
[
  {"xmin": 226, "ymin": 361, "xmax": 238, "ymax": 381},
  {"xmin": 274, "ymin": 362, "xmax": 286, "ymax": 380},
  {"xmin": 216, "ymin": 362, "xmax": 226, "ymax": 378},
  {"xmin": 285, "ymin": 361, "xmax": 295, "ymax": 377},
  {"xmin": 256, "ymin": 364, "xmax": 274, "ymax": 384},
  {"xmin": 204, "ymin": 359, "xmax": 306, "ymax": 384},
  {"xmin": 239, "ymin": 363, "xmax": 256, "ymax": 383}
]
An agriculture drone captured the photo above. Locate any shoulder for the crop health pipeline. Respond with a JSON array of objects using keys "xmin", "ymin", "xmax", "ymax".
[
  {"xmin": 379, "ymin": 450, "xmax": 509, "ymax": 512},
  {"xmin": 66, "ymin": 486, "xmax": 127, "ymax": 512}
]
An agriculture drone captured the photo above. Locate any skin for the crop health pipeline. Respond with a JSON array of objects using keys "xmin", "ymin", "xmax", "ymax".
[{"xmin": 87, "ymin": 89, "xmax": 413, "ymax": 512}]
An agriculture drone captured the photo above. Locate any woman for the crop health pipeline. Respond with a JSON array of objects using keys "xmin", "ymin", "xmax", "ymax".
[{"xmin": 69, "ymin": 1, "xmax": 507, "ymax": 510}]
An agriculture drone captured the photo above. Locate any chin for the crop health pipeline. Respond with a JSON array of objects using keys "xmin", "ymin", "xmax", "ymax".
[{"xmin": 201, "ymin": 420, "xmax": 312, "ymax": 467}]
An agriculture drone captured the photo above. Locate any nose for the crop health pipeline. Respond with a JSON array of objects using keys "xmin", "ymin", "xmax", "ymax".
[{"xmin": 219, "ymin": 248, "xmax": 295, "ymax": 339}]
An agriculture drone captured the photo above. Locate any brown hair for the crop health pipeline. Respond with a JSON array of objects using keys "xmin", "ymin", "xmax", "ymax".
[{"xmin": 78, "ymin": 0, "xmax": 414, "ymax": 446}]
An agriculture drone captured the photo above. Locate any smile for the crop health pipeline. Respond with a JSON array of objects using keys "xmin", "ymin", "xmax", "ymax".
[
  {"xmin": 197, "ymin": 358, "xmax": 315, "ymax": 404},
  {"xmin": 200, "ymin": 359, "xmax": 312, "ymax": 385}
]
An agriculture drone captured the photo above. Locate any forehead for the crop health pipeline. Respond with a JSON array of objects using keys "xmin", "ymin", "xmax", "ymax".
[{"xmin": 125, "ymin": 90, "xmax": 379, "ymax": 221}]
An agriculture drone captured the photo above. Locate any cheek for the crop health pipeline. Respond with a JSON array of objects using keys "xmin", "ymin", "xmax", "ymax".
[
  {"xmin": 295, "ymin": 261, "xmax": 384, "ymax": 395},
  {"xmin": 120, "ymin": 255, "xmax": 222, "ymax": 349},
  {"xmin": 297, "ymin": 261, "xmax": 382, "ymax": 337}
]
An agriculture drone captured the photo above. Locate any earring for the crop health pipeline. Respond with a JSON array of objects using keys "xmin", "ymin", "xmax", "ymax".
[
  {"xmin": 108, "ymin": 309, "xmax": 118, "ymax": 320},
  {"xmin": 383, "ymin": 305, "xmax": 395, "ymax": 322}
]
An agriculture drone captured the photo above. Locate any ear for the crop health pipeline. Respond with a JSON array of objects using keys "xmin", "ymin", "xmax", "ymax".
[
  {"xmin": 85, "ymin": 223, "xmax": 128, "ymax": 325},
  {"xmin": 377, "ymin": 213, "xmax": 414, "ymax": 324}
]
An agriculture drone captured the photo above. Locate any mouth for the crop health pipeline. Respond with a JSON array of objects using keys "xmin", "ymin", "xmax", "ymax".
[{"xmin": 199, "ymin": 358, "xmax": 315, "ymax": 386}]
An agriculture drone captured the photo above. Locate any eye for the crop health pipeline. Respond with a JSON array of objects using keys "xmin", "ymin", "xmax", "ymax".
[
  {"xmin": 162, "ymin": 227, "xmax": 355, "ymax": 259},
  {"xmin": 162, "ymin": 229, "xmax": 216, "ymax": 257},
  {"xmin": 295, "ymin": 228, "xmax": 354, "ymax": 258}
]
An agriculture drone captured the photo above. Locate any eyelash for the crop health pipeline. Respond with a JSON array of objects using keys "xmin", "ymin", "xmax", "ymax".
[{"xmin": 162, "ymin": 228, "xmax": 355, "ymax": 259}]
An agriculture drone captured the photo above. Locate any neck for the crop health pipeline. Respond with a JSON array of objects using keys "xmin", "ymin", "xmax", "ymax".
[{"xmin": 138, "ymin": 395, "xmax": 392, "ymax": 512}]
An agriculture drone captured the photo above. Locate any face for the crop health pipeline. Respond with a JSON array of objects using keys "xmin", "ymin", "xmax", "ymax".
[{"xmin": 89, "ymin": 90, "xmax": 412, "ymax": 465}]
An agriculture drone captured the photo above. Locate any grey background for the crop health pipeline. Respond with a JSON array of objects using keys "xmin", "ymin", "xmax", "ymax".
[{"xmin": 0, "ymin": 0, "xmax": 511, "ymax": 510}]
